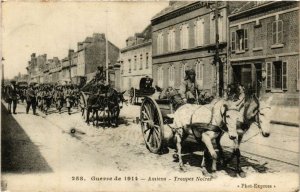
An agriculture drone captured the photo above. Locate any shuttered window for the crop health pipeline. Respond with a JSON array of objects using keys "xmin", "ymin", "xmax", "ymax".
[
  {"xmin": 168, "ymin": 65, "xmax": 175, "ymax": 87},
  {"xmin": 266, "ymin": 62, "xmax": 272, "ymax": 90},
  {"xmin": 282, "ymin": 61, "xmax": 287, "ymax": 90},
  {"xmin": 180, "ymin": 24, "xmax": 189, "ymax": 49},
  {"xmin": 196, "ymin": 61, "xmax": 204, "ymax": 88},
  {"xmin": 181, "ymin": 64, "xmax": 186, "ymax": 82},
  {"xmin": 195, "ymin": 18, "xmax": 204, "ymax": 47},
  {"xmin": 231, "ymin": 31, "xmax": 236, "ymax": 51}
]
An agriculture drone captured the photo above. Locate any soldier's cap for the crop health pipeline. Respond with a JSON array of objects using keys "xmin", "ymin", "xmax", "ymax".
[
  {"xmin": 10, "ymin": 80, "xmax": 16, "ymax": 83},
  {"xmin": 185, "ymin": 69, "xmax": 196, "ymax": 76}
]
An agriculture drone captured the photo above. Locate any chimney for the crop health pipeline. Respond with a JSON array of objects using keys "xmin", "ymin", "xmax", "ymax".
[{"xmin": 169, "ymin": 1, "xmax": 176, "ymax": 6}]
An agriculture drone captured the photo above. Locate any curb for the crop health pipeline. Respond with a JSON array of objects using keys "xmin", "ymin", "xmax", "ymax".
[{"xmin": 270, "ymin": 120, "xmax": 299, "ymax": 127}]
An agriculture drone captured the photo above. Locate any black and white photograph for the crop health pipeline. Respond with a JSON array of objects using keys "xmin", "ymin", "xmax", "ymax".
[{"xmin": 1, "ymin": 1, "xmax": 299, "ymax": 191}]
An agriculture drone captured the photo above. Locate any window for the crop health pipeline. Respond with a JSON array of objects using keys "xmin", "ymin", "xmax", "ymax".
[
  {"xmin": 194, "ymin": 18, "xmax": 204, "ymax": 47},
  {"xmin": 168, "ymin": 28, "xmax": 175, "ymax": 52},
  {"xmin": 157, "ymin": 67, "xmax": 163, "ymax": 88},
  {"xmin": 235, "ymin": 29, "xmax": 248, "ymax": 51},
  {"xmin": 128, "ymin": 59, "xmax": 131, "ymax": 73},
  {"xmin": 196, "ymin": 60, "xmax": 204, "ymax": 88},
  {"xmin": 140, "ymin": 54, "xmax": 143, "ymax": 70},
  {"xmin": 272, "ymin": 20, "xmax": 283, "ymax": 44},
  {"xmin": 266, "ymin": 61, "xmax": 287, "ymax": 90},
  {"xmin": 180, "ymin": 24, "xmax": 189, "ymax": 49},
  {"xmin": 146, "ymin": 53, "xmax": 149, "ymax": 69},
  {"xmin": 168, "ymin": 65, "xmax": 175, "ymax": 87},
  {"xmin": 134, "ymin": 55, "xmax": 137, "ymax": 70},
  {"xmin": 157, "ymin": 32, "xmax": 164, "ymax": 54},
  {"xmin": 181, "ymin": 63, "xmax": 186, "ymax": 82},
  {"xmin": 231, "ymin": 31, "xmax": 236, "ymax": 51}
]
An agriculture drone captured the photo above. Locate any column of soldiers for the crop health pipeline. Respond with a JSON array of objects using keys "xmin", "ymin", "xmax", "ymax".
[{"xmin": 4, "ymin": 80, "xmax": 80, "ymax": 116}]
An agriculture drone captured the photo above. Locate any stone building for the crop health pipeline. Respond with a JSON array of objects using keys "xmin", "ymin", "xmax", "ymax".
[
  {"xmin": 76, "ymin": 33, "xmax": 120, "ymax": 81},
  {"xmin": 151, "ymin": 1, "xmax": 229, "ymax": 96},
  {"xmin": 228, "ymin": 1, "xmax": 299, "ymax": 105},
  {"xmin": 120, "ymin": 25, "xmax": 152, "ymax": 91}
]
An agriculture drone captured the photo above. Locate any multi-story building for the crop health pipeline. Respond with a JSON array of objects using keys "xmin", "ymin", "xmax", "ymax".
[
  {"xmin": 26, "ymin": 53, "xmax": 37, "ymax": 82},
  {"xmin": 76, "ymin": 33, "xmax": 120, "ymax": 81},
  {"xmin": 228, "ymin": 1, "xmax": 299, "ymax": 105},
  {"xmin": 151, "ymin": 1, "xmax": 230, "ymax": 96},
  {"xmin": 120, "ymin": 25, "xmax": 152, "ymax": 91},
  {"xmin": 36, "ymin": 54, "xmax": 47, "ymax": 83},
  {"xmin": 48, "ymin": 57, "xmax": 61, "ymax": 83}
]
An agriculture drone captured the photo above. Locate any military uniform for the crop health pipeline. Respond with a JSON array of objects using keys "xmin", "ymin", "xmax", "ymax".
[
  {"xmin": 7, "ymin": 81, "xmax": 18, "ymax": 114},
  {"xmin": 179, "ymin": 69, "xmax": 199, "ymax": 104},
  {"xmin": 26, "ymin": 85, "xmax": 37, "ymax": 115}
]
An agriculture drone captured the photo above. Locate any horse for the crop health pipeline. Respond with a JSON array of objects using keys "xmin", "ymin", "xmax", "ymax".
[
  {"xmin": 215, "ymin": 94, "xmax": 271, "ymax": 177},
  {"xmin": 106, "ymin": 88, "xmax": 126, "ymax": 127},
  {"xmin": 161, "ymin": 87, "xmax": 254, "ymax": 176}
]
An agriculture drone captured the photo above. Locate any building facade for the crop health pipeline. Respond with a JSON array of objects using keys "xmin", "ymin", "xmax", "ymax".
[
  {"xmin": 228, "ymin": 1, "xmax": 299, "ymax": 105},
  {"xmin": 76, "ymin": 33, "xmax": 120, "ymax": 81},
  {"xmin": 120, "ymin": 25, "xmax": 152, "ymax": 91},
  {"xmin": 151, "ymin": 1, "xmax": 229, "ymax": 96}
]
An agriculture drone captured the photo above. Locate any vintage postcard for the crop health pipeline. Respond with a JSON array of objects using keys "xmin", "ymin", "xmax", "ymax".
[{"xmin": 1, "ymin": 1, "xmax": 299, "ymax": 191}]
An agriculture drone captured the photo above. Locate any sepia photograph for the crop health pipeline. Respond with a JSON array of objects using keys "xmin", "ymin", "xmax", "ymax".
[{"xmin": 1, "ymin": 1, "xmax": 299, "ymax": 191}]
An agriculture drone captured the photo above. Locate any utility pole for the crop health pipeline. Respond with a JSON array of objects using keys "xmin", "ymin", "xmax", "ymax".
[
  {"xmin": 1, "ymin": 57, "xmax": 4, "ymax": 88},
  {"xmin": 68, "ymin": 49, "xmax": 72, "ymax": 83},
  {"xmin": 209, "ymin": 1, "xmax": 223, "ymax": 97},
  {"xmin": 105, "ymin": 9, "xmax": 109, "ymax": 84}
]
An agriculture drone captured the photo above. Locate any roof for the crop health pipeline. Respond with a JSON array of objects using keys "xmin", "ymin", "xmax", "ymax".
[
  {"xmin": 230, "ymin": 1, "xmax": 274, "ymax": 15},
  {"xmin": 152, "ymin": 1, "xmax": 193, "ymax": 20}
]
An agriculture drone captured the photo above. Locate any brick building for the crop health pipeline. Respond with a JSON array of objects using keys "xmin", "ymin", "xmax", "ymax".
[
  {"xmin": 76, "ymin": 33, "xmax": 120, "ymax": 81},
  {"xmin": 151, "ymin": 1, "xmax": 229, "ymax": 95},
  {"xmin": 120, "ymin": 25, "xmax": 152, "ymax": 91},
  {"xmin": 228, "ymin": 1, "xmax": 299, "ymax": 105}
]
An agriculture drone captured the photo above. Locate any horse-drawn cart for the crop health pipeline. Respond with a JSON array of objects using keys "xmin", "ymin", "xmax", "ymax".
[
  {"xmin": 140, "ymin": 96, "xmax": 175, "ymax": 153},
  {"xmin": 130, "ymin": 77, "xmax": 155, "ymax": 104}
]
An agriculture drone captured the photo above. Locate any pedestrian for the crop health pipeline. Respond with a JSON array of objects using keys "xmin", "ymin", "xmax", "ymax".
[
  {"xmin": 7, "ymin": 80, "xmax": 19, "ymax": 114},
  {"xmin": 26, "ymin": 83, "xmax": 37, "ymax": 115}
]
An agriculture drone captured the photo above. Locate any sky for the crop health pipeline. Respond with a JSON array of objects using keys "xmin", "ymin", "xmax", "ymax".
[{"xmin": 2, "ymin": 1, "xmax": 168, "ymax": 79}]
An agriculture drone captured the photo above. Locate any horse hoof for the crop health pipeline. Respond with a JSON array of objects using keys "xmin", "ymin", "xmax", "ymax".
[
  {"xmin": 179, "ymin": 165, "xmax": 186, "ymax": 172},
  {"xmin": 173, "ymin": 154, "xmax": 179, "ymax": 160}
]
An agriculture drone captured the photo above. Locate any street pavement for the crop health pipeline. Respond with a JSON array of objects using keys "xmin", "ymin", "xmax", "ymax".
[{"xmin": 1, "ymin": 101, "xmax": 299, "ymax": 192}]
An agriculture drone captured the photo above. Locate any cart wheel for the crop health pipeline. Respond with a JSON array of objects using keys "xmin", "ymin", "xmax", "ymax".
[{"xmin": 140, "ymin": 96, "xmax": 164, "ymax": 154}]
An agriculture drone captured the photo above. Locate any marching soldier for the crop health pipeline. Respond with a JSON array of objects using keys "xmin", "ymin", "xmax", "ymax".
[
  {"xmin": 26, "ymin": 83, "xmax": 37, "ymax": 115},
  {"xmin": 7, "ymin": 80, "xmax": 19, "ymax": 114},
  {"xmin": 179, "ymin": 69, "xmax": 200, "ymax": 104}
]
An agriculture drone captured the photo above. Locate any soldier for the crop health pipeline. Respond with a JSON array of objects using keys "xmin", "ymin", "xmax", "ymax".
[
  {"xmin": 94, "ymin": 66, "xmax": 105, "ymax": 83},
  {"xmin": 7, "ymin": 80, "xmax": 19, "ymax": 114},
  {"xmin": 179, "ymin": 69, "xmax": 200, "ymax": 104},
  {"xmin": 56, "ymin": 86, "xmax": 64, "ymax": 114},
  {"xmin": 26, "ymin": 83, "xmax": 37, "ymax": 115},
  {"xmin": 65, "ymin": 85, "xmax": 74, "ymax": 115}
]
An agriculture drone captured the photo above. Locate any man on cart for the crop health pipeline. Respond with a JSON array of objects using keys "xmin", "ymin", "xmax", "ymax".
[{"xmin": 179, "ymin": 69, "xmax": 200, "ymax": 104}]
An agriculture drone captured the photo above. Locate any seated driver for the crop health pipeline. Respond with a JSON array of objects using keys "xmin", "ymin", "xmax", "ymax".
[{"xmin": 179, "ymin": 69, "xmax": 200, "ymax": 104}]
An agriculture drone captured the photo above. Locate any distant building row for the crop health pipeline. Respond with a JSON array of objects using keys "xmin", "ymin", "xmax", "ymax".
[{"xmin": 26, "ymin": 33, "xmax": 120, "ymax": 85}]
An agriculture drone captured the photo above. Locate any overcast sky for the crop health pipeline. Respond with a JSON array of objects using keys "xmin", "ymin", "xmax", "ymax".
[{"xmin": 2, "ymin": 1, "xmax": 168, "ymax": 79}]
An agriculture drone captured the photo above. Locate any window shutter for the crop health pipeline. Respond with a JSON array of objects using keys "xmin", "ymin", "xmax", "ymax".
[
  {"xmin": 244, "ymin": 29, "xmax": 248, "ymax": 49},
  {"xmin": 231, "ymin": 31, "xmax": 236, "ymax": 51},
  {"xmin": 282, "ymin": 61, "xmax": 287, "ymax": 90},
  {"xmin": 200, "ymin": 20, "xmax": 204, "ymax": 45},
  {"xmin": 266, "ymin": 62, "xmax": 272, "ymax": 90},
  {"xmin": 278, "ymin": 20, "xmax": 283, "ymax": 44},
  {"xmin": 272, "ymin": 21, "xmax": 277, "ymax": 44}
]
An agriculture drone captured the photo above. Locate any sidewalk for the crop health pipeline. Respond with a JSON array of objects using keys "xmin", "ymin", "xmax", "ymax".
[{"xmin": 269, "ymin": 105, "xmax": 299, "ymax": 127}]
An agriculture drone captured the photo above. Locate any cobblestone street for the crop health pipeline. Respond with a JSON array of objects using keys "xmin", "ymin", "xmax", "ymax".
[{"xmin": 1, "ymin": 101, "xmax": 299, "ymax": 191}]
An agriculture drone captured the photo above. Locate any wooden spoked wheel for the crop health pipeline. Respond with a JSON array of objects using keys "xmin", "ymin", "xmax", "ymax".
[
  {"xmin": 140, "ymin": 96, "xmax": 164, "ymax": 153},
  {"xmin": 79, "ymin": 92, "xmax": 88, "ymax": 120}
]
